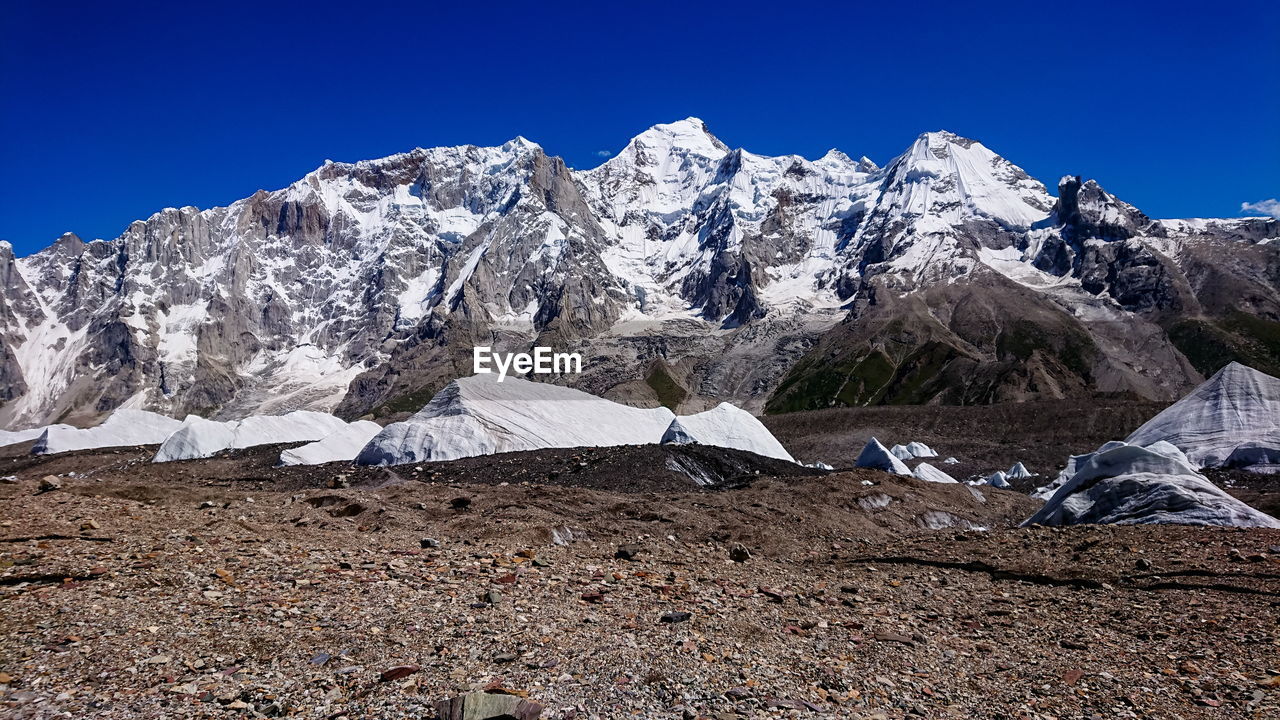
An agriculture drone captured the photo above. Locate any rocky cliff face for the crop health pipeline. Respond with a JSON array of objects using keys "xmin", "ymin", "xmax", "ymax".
[{"xmin": 2, "ymin": 119, "xmax": 1277, "ymax": 428}]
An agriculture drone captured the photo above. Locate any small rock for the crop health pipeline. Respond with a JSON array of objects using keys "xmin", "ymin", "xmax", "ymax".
[
  {"xmin": 80, "ymin": 519, "xmax": 100, "ymax": 531},
  {"xmin": 615, "ymin": 544, "xmax": 641, "ymax": 561},
  {"xmin": 1135, "ymin": 558, "xmax": 1151, "ymax": 571},
  {"xmin": 873, "ymin": 631, "xmax": 914, "ymax": 645},
  {"xmin": 38, "ymin": 476, "xmax": 62, "ymax": 493},
  {"xmin": 758, "ymin": 586, "xmax": 786, "ymax": 603},
  {"xmin": 434, "ymin": 690, "xmax": 543, "ymax": 719},
  {"xmin": 494, "ymin": 652, "xmax": 519, "ymax": 663},
  {"xmin": 379, "ymin": 664, "xmax": 420, "ymax": 682},
  {"xmin": 449, "ymin": 497, "xmax": 472, "ymax": 510},
  {"xmin": 420, "ymin": 538, "xmax": 441, "ymax": 549},
  {"xmin": 660, "ymin": 611, "xmax": 692, "ymax": 624},
  {"xmin": 729, "ymin": 543, "xmax": 751, "ymax": 563}
]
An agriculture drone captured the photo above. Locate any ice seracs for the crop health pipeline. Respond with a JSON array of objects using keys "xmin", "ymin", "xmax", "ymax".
[
  {"xmin": 1125, "ymin": 362, "xmax": 1280, "ymax": 471},
  {"xmin": 153, "ymin": 411, "xmax": 350, "ymax": 462},
  {"xmin": 854, "ymin": 438, "xmax": 912, "ymax": 476},
  {"xmin": 1006, "ymin": 462, "xmax": 1032, "ymax": 479},
  {"xmin": 354, "ymin": 375, "xmax": 794, "ymax": 466},
  {"xmin": 33, "ymin": 410, "xmax": 183, "ymax": 455},
  {"xmin": 356, "ymin": 375, "xmax": 677, "ymax": 465},
  {"xmin": 1024, "ymin": 440, "xmax": 1280, "ymax": 528},
  {"xmin": 279, "ymin": 420, "xmax": 383, "ymax": 466},
  {"xmin": 658, "ymin": 404, "xmax": 794, "ymax": 462},
  {"xmin": 913, "ymin": 462, "xmax": 958, "ymax": 484},
  {"xmin": 890, "ymin": 442, "xmax": 938, "ymax": 460},
  {"xmin": 983, "ymin": 471, "xmax": 1012, "ymax": 489},
  {"xmin": 906, "ymin": 442, "xmax": 938, "ymax": 458},
  {"xmin": 0, "ymin": 424, "xmax": 73, "ymax": 448}
]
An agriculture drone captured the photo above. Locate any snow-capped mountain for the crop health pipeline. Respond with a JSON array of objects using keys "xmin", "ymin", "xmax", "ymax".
[{"xmin": 2, "ymin": 119, "xmax": 1277, "ymax": 429}]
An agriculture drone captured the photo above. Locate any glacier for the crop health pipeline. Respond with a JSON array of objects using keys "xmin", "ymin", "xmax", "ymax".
[
  {"xmin": 1024, "ymin": 441, "xmax": 1280, "ymax": 528},
  {"xmin": 278, "ymin": 420, "xmax": 383, "ymax": 466},
  {"xmin": 32, "ymin": 410, "xmax": 182, "ymax": 455},
  {"xmin": 153, "ymin": 411, "xmax": 351, "ymax": 462},
  {"xmin": 659, "ymin": 403, "xmax": 794, "ymax": 462},
  {"xmin": 1125, "ymin": 362, "xmax": 1280, "ymax": 471},
  {"xmin": 854, "ymin": 437, "xmax": 913, "ymax": 476},
  {"xmin": 354, "ymin": 375, "xmax": 793, "ymax": 466}
]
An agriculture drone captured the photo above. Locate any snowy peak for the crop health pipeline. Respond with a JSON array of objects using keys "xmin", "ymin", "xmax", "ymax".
[
  {"xmin": 620, "ymin": 117, "xmax": 729, "ymax": 164},
  {"xmin": 877, "ymin": 130, "xmax": 1053, "ymax": 230},
  {"xmin": 3, "ymin": 120, "xmax": 1277, "ymax": 428}
]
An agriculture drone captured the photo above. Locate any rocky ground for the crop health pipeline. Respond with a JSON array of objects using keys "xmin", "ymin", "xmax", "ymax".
[
  {"xmin": 763, "ymin": 395, "xmax": 1170, "ymax": 478},
  {"xmin": 763, "ymin": 397, "xmax": 1280, "ymax": 513},
  {"xmin": 1, "ymin": 442, "xmax": 1279, "ymax": 719}
]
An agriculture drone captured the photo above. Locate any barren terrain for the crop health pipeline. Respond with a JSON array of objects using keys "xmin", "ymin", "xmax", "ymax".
[{"xmin": 1, "ymin": 439, "xmax": 1278, "ymax": 719}]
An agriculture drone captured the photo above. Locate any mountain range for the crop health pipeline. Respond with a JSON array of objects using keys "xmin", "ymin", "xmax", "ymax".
[{"xmin": 2, "ymin": 118, "xmax": 1277, "ymax": 429}]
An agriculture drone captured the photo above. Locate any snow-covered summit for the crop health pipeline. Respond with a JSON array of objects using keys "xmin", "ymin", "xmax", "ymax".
[{"xmin": 618, "ymin": 117, "xmax": 728, "ymax": 163}]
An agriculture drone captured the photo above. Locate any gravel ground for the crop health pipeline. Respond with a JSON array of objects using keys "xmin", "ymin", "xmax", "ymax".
[{"xmin": 1, "ymin": 445, "xmax": 1278, "ymax": 719}]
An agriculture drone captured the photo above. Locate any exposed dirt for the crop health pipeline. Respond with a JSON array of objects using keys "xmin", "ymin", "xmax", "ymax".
[{"xmin": 2, "ymin": 445, "xmax": 1278, "ymax": 719}]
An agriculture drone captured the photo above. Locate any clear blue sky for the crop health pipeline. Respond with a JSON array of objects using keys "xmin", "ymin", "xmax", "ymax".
[{"xmin": 3, "ymin": 1, "xmax": 1277, "ymax": 255}]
